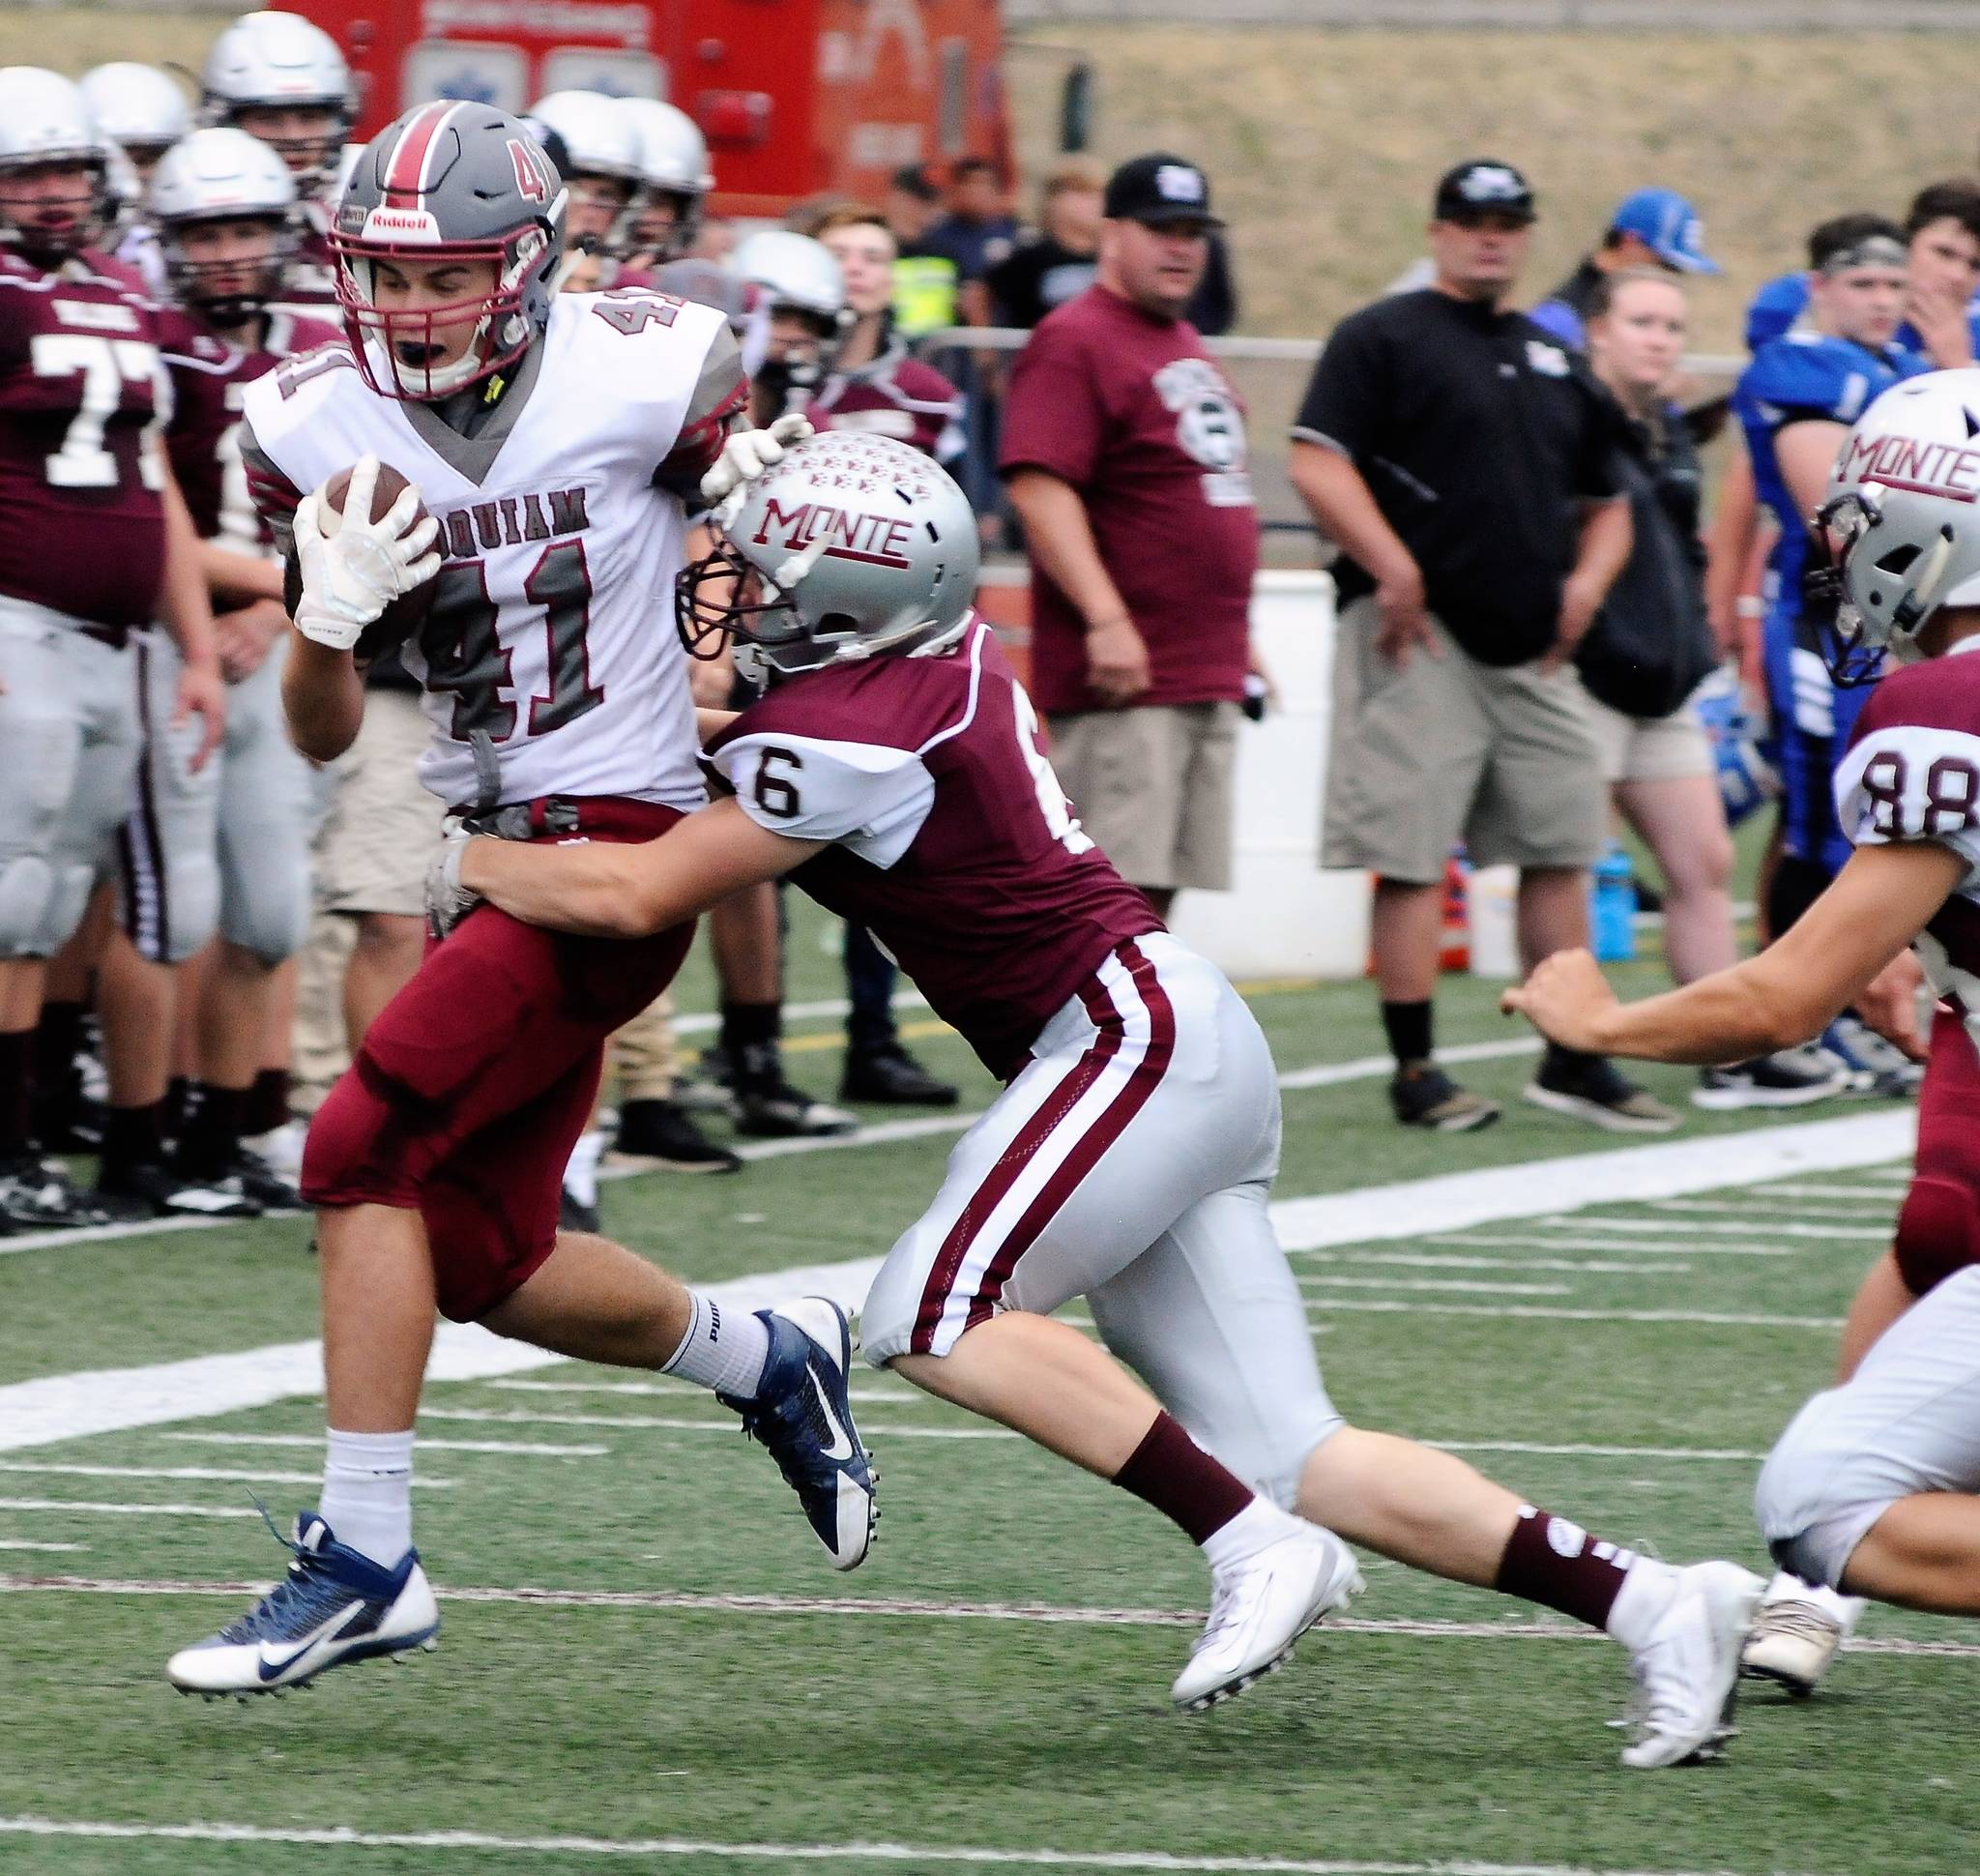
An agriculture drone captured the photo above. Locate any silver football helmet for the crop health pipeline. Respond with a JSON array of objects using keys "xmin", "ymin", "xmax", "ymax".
[
  {"xmin": 527, "ymin": 90, "xmax": 640, "ymax": 256},
  {"xmin": 0, "ymin": 67, "xmax": 113, "ymax": 259},
  {"xmin": 619, "ymin": 98, "xmax": 712, "ymax": 259},
  {"xmin": 334, "ymin": 102, "xmax": 566, "ymax": 401},
  {"xmin": 680, "ymin": 433, "xmax": 979, "ymax": 680},
  {"xmin": 201, "ymin": 10, "xmax": 354, "ymax": 188},
  {"xmin": 734, "ymin": 229, "xmax": 846, "ymax": 326},
  {"xmin": 1815, "ymin": 366, "xmax": 1980, "ymax": 682},
  {"xmin": 79, "ymin": 63, "xmax": 191, "ymax": 166},
  {"xmin": 150, "ymin": 126, "xmax": 297, "ymax": 320}
]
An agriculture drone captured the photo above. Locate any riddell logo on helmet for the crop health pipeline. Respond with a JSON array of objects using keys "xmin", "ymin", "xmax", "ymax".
[
  {"xmin": 752, "ymin": 498, "xmax": 916, "ymax": 569},
  {"xmin": 361, "ymin": 207, "xmax": 442, "ymax": 241},
  {"xmin": 1843, "ymin": 431, "xmax": 1980, "ymax": 501}
]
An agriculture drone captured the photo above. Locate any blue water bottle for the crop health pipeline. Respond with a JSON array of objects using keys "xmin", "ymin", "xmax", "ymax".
[{"xmin": 1590, "ymin": 840, "xmax": 1637, "ymax": 963}]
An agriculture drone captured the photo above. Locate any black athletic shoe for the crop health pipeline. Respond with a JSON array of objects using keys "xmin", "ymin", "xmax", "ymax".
[
  {"xmin": 733, "ymin": 1042, "xmax": 859, "ymax": 1139},
  {"xmin": 1388, "ymin": 1060, "xmax": 1500, "ymax": 1132},
  {"xmin": 0, "ymin": 1153, "xmax": 114, "ymax": 1229},
  {"xmin": 839, "ymin": 1043, "xmax": 959, "ymax": 1108},
  {"xmin": 1524, "ymin": 1053, "xmax": 1680, "ymax": 1134},
  {"xmin": 212, "ymin": 1150, "xmax": 306, "ymax": 1215},
  {"xmin": 96, "ymin": 1158, "xmax": 262, "ymax": 1221},
  {"xmin": 559, "ymin": 1186, "xmax": 601, "ymax": 1233},
  {"xmin": 673, "ymin": 1044, "xmax": 738, "ymax": 1116},
  {"xmin": 614, "ymin": 1099, "xmax": 742, "ymax": 1174},
  {"xmin": 32, "ymin": 1071, "xmax": 104, "ymax": 1154},
  {"xmin": 1693, "ymin": 1051, "xmax": 1847, "ymax": 1111}
]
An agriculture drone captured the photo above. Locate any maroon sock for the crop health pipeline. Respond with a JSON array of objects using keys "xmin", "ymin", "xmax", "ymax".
[
  {"xmin": 1113, "ymin": 1411, "xmax": 1254, "ymax": 1545},
  {"xmin": 245, "ymin": 1069, "xmax": 292, "ymax": 1138},
  {"xmin": 1494, "ymin": 1504, "xmax": 1637, "ymax": 1630},
  {"xmin": 0, "ymin": 1029, "xmax": 33, "ymax": 1158}
]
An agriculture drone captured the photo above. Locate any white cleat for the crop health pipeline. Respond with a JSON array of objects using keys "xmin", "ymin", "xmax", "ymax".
[
  {"xmin": 1171, "ymin": 1517, "xmax": 1363, "ymax": 1713},
  {"xmin": 1740, "ymin": 1579, "xmax": 1862, "ymax": 1697},
  {"xmin": 1620, "ymin": 1561, "xmax": 1764, "ymax": 1768}
]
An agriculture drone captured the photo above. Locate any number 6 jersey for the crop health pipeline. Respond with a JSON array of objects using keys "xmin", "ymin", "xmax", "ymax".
[
  {"xmin": 239, "ymin": 286, "xmax": 743, "ymax": 812},
  {"xmin": 1835, "ymin": 639, "xmax": 1980, "ymax": 1044},
  {"xmin": 706, "ymin": 619, "xmax": 1164, "ymax": 1081},
  {"xmin": 0, "ymin": 249, "xmax": 169, "ymax": 630}
]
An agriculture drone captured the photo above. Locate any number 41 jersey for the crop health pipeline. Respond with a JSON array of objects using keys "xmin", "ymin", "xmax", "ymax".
[
  {"xmin": 706, "ymin": 620, "xmax": 1165, "ymax": 1081},
  {"xmin": 1835, "ymin": 639, "xmax": 1980, "ymax": 1047},
  {"xmin": 240, "ymin": 286, "xmax": 742, "ymax": 812}
]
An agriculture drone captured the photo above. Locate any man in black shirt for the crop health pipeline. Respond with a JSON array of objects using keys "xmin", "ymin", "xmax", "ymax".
[
  {"xmin": 1291, "ymin": 160, "xmax": 1674, "ymax": 1136},
  {"xmin": 986, "ymin": 155, "xmax": 1104, "ymax": 329}
]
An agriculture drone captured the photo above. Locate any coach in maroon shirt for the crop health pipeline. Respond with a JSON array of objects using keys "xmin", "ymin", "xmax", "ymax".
[{"xmin": 1001, "ymin": 154, "xmax": 1259, "ymax": 919}]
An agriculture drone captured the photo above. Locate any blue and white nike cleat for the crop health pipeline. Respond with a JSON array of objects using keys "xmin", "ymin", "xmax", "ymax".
[
  {"xmin": 167, "ymin": 1510, "xmax": 438, "ymax": 1697},
  {"xmin": 721, "ymin": 1297, "xmax": 877, "ymax": 1570}
]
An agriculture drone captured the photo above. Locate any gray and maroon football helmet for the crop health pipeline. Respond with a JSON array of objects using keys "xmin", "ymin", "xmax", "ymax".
[{"xmin": 332, "ymin": 101, "xmax": 566, "ymax": 401}]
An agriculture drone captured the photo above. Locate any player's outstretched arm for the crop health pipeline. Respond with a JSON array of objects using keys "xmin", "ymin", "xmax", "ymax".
[
  {"xmin": 457, "ymin": 797, "xmax": 827, "ymax": 939},
  {"xmin": 1502, "ymin": 841, "xmax": 1965, "ymax": 1064}
]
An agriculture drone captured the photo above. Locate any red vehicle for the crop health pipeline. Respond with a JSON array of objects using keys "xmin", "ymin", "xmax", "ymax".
[{"xmin": 291, "ymin": 0, "xmax": 1012, "ymax": 219}]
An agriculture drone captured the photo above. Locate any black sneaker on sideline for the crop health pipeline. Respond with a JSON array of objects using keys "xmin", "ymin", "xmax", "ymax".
[
  {"xmin": 674, "ymin": 1043, "xmax": 739, "ymax": 1116},
  {"xmin": 839, "ymin": 1043, "xmax": 959, "ymax": 1108},
  {"xmin": 1388, "ymin": 1060, "xmax": 1500, "ymax": 1132},
  {"xmin": 1524, "ymin": 1054, "xmax": 1680, "ymax": 1133},
  {"xmin": 0, "ymin": 1152, "xmax": 114, "ymax": 1229},
  {"xmin": 734, "ymin": 1042, "xmax": 859, "ymax": 1139},
  {"xmin": 96, "ymin": 1158, "xmax": 262, "ymax": 1221},
  {"xmin": 614, "ymin": 1099, "xmax": 742, "ymax": 1174},
  {"xmin": 1693, "ymin": 1051, "xmax": 1848, "ymax": 1111},
  {"xmin": 559, "ymin": 1186, "xmax": 601, "ymax": 1233}
]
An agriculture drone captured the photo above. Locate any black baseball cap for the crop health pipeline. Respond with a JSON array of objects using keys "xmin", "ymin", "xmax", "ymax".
[
  {"xmin": 888, "ymin": 163, "xmax": 941, "ymax": 203},
  {"xmin": 1103, "ymin": 153, "xmax": 1223, "ymax": 230},
  {"xmin": 1433, "ymin": 160, "xmax": 1537, "ymax": 225}
]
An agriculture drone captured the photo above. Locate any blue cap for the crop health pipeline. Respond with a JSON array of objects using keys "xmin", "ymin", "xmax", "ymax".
[{"xmin": 1611, "ymin": 188, "xmax": 1720, "ymax": 276}]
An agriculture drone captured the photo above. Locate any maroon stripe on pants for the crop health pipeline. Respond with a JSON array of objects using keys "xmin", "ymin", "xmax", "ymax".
[
  {"xmin": 909, "ymin": 949, "xmax": 1132, "ymax": 1356},
  {"xmin": 123, "ymin": 637, "xmax": 170, "ymax": 961},
  {"xmin": 958, "ymin": 940, "xmax": 1178, "ymax": 1335}
]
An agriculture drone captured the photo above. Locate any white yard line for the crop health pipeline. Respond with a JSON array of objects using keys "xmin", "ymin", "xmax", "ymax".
[
  {"xmin": 1647, "ymin": 1197, "xmax": 1895, "ymax": 1219},
  {"xmin": 1426, "ymin": 1233, "xmax": 1795, "ymax": 1258},
  {"xmin": 0, "ymin": 1815, "xmax": 1830, "ymax": 1876},
  {"xmin": 1303, "ymin": 1302, "xmax": 1842, "ymax": 1329},
  {"xmin": 0, "ymin": 1498, "xmax": 262, "ymax": 1519},
  {"xmin": 1297, "ymin": 1276, "xmax": 1571, "ymax": 1297},
  {"xmin": 1710, "ymin": 1183, "xmax": 1903, "ymax": 1202},
  {"xmin": 160, "ymin": 1431, "xmax": 608, "ymax": 1457},
  {"xmin": 0, "ymin": 1540, "xmax": 84, "ymax": 1553},
  {"xmin": 1303, "ymin": 1252, "xmax": 1685, "ymax": 1275},
  {"xmin": 1533, "ymin": 1216, "xmax": 1886, "ymax": 1242},
  {"xmin": 416, "ymin": 1408, "xmax": 1016, "ymax": 1441},
  {"xmin": 485, "ymin": 1377, "xmax": 921, "ymax": 1404},
  {"xmin": 0, "ymin": 1461, "xmax": 454, "ymax": 1488}
]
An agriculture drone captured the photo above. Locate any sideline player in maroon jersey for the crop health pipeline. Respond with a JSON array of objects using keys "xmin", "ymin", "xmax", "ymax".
[
  {"xmin": 1509, "ymin": 366, "xmax": 1980, "ymax": 1680},
  {"xmin": 444, "ymin": 432, "xmax": 1763, "ymax": 1763},
  {"xmin": 163, "ymin": 102, "xmax": 868, "ymax": 1701},
  {"xmin": 0, "ymin": 67, "xmax": 224, "ymax": 1233},
  {"xmin": 90, "ymin": 126, "xmax": 345, "ymax": 1221}
]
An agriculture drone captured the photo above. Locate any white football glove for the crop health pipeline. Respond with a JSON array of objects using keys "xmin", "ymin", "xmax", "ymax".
[
  {"xmin": 425, "ymin": 819, "xmax": 481, "ymax": 941},
  {"xmin": 292, "ymin": 454, "xmax": 443, "ymax": 653},
  {"xmin": 698, "ymin": 412, "xmax": 813, "ymax": 507}
]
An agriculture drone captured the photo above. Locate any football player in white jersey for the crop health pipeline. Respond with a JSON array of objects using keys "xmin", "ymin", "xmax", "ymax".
[
  {"xmin": 1508, "ymin": 366, "xmax": 1980, "ymax": 1675},
  {"xmin": 165, "ymin": 102, "xmax": 869, "ymax": 1700}
]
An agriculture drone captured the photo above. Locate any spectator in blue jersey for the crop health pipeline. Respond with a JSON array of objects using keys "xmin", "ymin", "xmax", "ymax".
[
  {"xmin": 1744, "ymin": 181, "xmax": 1980, "ymax": 363},
  {"xmin": 1734, "ymin": 214, "xmax": 1931, "ymax": 1086},
  {"xmin": 1529, "ymin": 188, "xmax": 1721, "ymax": 350}
]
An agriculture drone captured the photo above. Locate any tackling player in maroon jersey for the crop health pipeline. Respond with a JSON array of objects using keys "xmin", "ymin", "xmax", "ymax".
[
  {"xmin": 445, "ymin": 432, "xmax": 1765, "ymax": 1763},
  {"xmin": 1508, "ymin": 366, "xmax": 1980, "ymax": 1676}
]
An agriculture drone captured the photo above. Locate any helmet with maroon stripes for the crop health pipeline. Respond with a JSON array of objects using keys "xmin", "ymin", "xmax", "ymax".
[{"xmin": 333, "ymin": 101, "xmax": 566, "ymax": 401}]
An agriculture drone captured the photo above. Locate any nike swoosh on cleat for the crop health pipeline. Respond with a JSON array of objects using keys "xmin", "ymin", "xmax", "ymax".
[
  {"xmin": 807, "ymin": 1368, "xmax": 856, "ymax": 1463},
  {"xmin": 256, "ymin": 1602, "xmax": 368, "ymax": 1682}
]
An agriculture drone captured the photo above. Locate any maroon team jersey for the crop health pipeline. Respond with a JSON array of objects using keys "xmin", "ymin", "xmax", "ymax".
[
  {"xmin": 0, "ymin": 249, "xmax": 169, "ymax": 629},
  {"xmin": 708, "ymin": 620, "xmax": 1165, "ymax": 1079},
  {"xmin": 999, "ymin": 283, "xmax": 1260, "ymax": 716},
  {"xmin": 810, "ymin": 342, "xmax": 964, "ymax": 464},
  {"xmin": 160, "ymin": 307, "xmax": 342, "ymax": 544},
  {"xmin": 269, "ymin": 212, "xmax": 341, "ymax": 316}
]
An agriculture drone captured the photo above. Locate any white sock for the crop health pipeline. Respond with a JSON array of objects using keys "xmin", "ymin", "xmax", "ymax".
[
  {"xmin": 1604, "ymin": 1556, "xmax": 1681, "ymax": 1651},
  {"xmin": 1762, "ymin": 1570, "xmax": 1866, "ymax": 1629},
  {"xmin": 320, "ymin": 1427, "xmax": 415, "ymax": 1568},
  {"xmin": 562, "ymin": 1128, "xmax": 606, "ymax": 1212},
  {"xmin": 1200, "ymin": 1496, "xmax": 1289, "ymax": 1573},
  {"xmin": 661, "ymin": 1291, "xmax": 772, "ymax": 1398}
]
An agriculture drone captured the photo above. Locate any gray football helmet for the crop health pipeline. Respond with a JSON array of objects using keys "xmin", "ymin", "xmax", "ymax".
[
  {"xmin": 1815, "ymin": 366, "xmax": 1980, "ymax": 681},
  {"xmin": 79, "ymin": 64, "xmax": 191, "ymax": 167},
  {"xmin": 150, "ymin": 127, "xmax": 297, "ymax": 320},
  {"xmin": 680, "ymin": 432, "xmax": 979, "ymax": 680},
  {"xmin": 334, "ymin": 102, "xmax": 566, "ymax": 401},
  {"xmin": 619, "ymin": 98, "xmax": 712, "ymax": 259},
  {"xmin": 0, "ymin": 67, "xmax": 113, "ymax": 260},
  {"xmin": 201, "ymin": 10, "xmax": 354, "ymax": 188}
]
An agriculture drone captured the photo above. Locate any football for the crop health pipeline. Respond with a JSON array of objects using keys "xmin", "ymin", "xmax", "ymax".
[{"xmin": 319, "ymin": 459, "xmax": 440, "ymax": 658}]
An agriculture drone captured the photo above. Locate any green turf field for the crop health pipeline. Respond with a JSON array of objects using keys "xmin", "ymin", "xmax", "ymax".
[{"xmin": 0, "ymin": 900, "xmax": 1950, "ymax": 1876}]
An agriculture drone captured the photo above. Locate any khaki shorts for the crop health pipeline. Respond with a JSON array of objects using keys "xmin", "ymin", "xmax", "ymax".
[
  {"xmin": 1046, "ymin": 701, "xmax": 1238, "ymax": 893},
  {"xmin": 1577, "ymin": 680, "xmax": 1713, "ymax": 787},
  {"xmin": 1323, "ymin": 598, "xmax": 1605, "ymax": 884},
  {"xmin": 314, "ymin": 689, "xmax": 446, "ymax": 918}
]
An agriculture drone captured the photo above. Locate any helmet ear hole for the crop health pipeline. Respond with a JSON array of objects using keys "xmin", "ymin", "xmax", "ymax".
[
  {"xmin": 1875, "ymin": 542, "xmax": 1922, "ymax": 578},
  {"xmin": 817, "ymin": 613, "xmax": 859, "ymax": 636}
]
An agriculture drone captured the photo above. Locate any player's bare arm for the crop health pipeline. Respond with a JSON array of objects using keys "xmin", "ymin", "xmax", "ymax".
[
  {"xmin": 1503, "ymin": 840, "xmax": 1965, "ymax": 1062},
  {"xmin": 156, "ymin": 448, "xmax": 227, "ymax": 771},
  {"xmin": 454, "ymin": 797, "xmax": 826, "ymax": 939}
]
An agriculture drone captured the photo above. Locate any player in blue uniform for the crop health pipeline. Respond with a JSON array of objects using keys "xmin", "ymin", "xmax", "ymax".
[{"xmin": 1736, "ymin": 215, "xmax": 1930, "ymax": 944}]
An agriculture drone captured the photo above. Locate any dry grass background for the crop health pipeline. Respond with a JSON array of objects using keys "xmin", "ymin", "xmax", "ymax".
[{"xmin": 14, "ymin": 11, "xmax": 1980, "ymax": 351}]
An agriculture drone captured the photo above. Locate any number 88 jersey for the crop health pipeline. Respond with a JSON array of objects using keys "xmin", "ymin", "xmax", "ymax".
[
  {"xmin": 0, "ymin": 249, "xmax": 169, "ymax": 630},
  {"xmin": 240, "ymin": 286, "xmax": 742, "ymax": 813},
  {"xmin": 1835, "ymin": 642, "xmax": 1980, "ymax": 1045}
]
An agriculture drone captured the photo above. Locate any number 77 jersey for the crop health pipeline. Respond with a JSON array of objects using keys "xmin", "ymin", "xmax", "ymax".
[
  {"xmin": 239, "ymin": 286, "xmax": 743, "ymax": 812},
  {"xmin": 705, "ymin": 619, "xmax": 1166, "ymax": 1082}
]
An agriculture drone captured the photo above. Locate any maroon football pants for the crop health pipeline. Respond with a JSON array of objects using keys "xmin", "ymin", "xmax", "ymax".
[{"xmin": 302, "ymin": 797, "xmax": 693, "ymax": 1320}]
